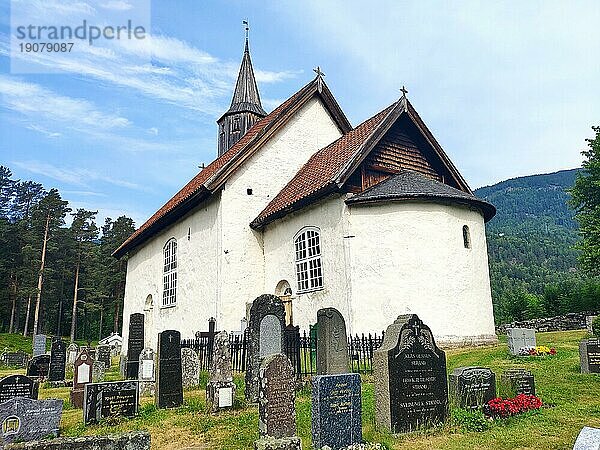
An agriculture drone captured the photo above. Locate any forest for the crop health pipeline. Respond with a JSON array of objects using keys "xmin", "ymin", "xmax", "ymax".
[{"xmin": 0, "ymin": 166, "xmax": 134, "ymax": 341}]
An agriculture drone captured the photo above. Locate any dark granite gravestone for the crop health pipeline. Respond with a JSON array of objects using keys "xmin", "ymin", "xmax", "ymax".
[
  {"xmin": 96, "ymin": 345, "xmax": 112, "ymax": 368},
  {"xmin": 155, "ymin": 330, "xmax": 183, "ymax": 409},
  {"xmin": 181, "ymin": 347, "xmax": 199, "ymax": 389},
  {"xmin": 206, "ymin": 331, "xmax": 236, "ymax": 412},
  {"xmin": 254, "ymin": 353, "xmax": 301, "ymax": 450},
  {"xmin": 0, "ymin": 397, "xmax": 62, "ymax": 446},
  {"xmin": 316, "ymin": 307, "xmax": 350, "ymax": 375},
  {"xmin": 312, "ymin": 373, "xmax": 362, "ymax": 450},
  {"xmin": 83, "ymin": 380, "xmax": 139, "ymax": 424},
  {"xmin": 580, "ymin": 338, "xmax": 600, "ymax": 374},
  {"xmin": 573, "ymin": 426, "xmax": 600, "ymax": 450},
  {"xmin": 373, "ymin": 314, "xmax": 448, "ymax": 433},
  {"xmin": 71, "ymin": 349, "xmax": 94, "ymax": 409},
  {"xmin": 126, "ymin": 313, "xmax": 144, "ymax": 379},
  {"xmin": 506, "ymin": 328, "xmax": 536, "ymax": 356},
  {"xmin": 48, "ymin": 337, "xmax": 67, "ymax": 382},
  {"xmin": 0, "ymin": 351, "xmax": 29, "ymax": 368},
  {"xmin": 500, "ymin": 368, "xmax": 536, "ymax": 396},
  {"xmin": 245, "ymin": 294, "xmax": 285, "ymax": 403},
  {"xmin": 138, "ymin": 348, "xmax": 155, "ymax": 397},
  {"xmin": 0, "ymin": 375, "xmax": 38, "ymax": 403},
  {"xmin": 32, "ymin": 335, "xmax": 46, "ymax": 357},
  {"xmin": 26, "ymin": 355, "xmax": 49, "ymax": 378},
  {"xmin": 449, "ymin": 367, "xmax": 496, "ymax": 409}
]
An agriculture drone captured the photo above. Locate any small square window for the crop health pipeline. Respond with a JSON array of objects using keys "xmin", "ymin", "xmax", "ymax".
[{"xmin": 247, "ymin": 188, "xmax": 253, "ymax": 195}]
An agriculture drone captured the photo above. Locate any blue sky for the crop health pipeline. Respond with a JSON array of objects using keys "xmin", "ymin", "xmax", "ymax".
[{"xmin": 1, "ymin": 1, "xmax": 599, "ymax": 227}]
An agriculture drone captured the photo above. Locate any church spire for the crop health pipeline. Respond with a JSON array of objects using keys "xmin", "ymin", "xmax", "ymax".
[{"xmin": 217, "ymin": 21, "xmax": 267, "ymax": 156}]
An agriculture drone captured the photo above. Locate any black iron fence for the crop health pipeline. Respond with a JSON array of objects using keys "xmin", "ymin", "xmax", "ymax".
[{"xmin": 181, "ymin": 325, "xmax": 384, "ymax": 378}]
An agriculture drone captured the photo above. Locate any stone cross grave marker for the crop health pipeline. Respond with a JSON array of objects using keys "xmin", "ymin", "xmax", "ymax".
[
  {"xmin": 580, "ymin": 338, "xmax": 600, "ymax": 374},
  {"xmin": 96, "ymin": 345, "xmax": 112, "ymax": 368},
  {"xmin": 181, "ymin": 347, "xmax": 200, "ymax": 389},
  {"xmin": 506, "ymin": 328, "xmax": 536, "ymax": 355},
  {"xmin": 138, "ymin": 348, "xmax": 155, "ymax": 397},
  {"xmin": 0, "ymin": 397, "xmax": 62, "ymax": 446},
  {"xmin": 374, "ymin": 314, "xmax": 448, "ymax": 433},
  {"xmin": 71, "ymin": 348, "xmax": 94, "ymax": 409},
  {"xmin": 156, "ymin": 330, "xmax": 183, "ymax": 409},
  {"xmin": 83, "ymin": 380, "xmax": 139, "ymax": 425},
  {"xmin": 32, "ymin": 335, "xmax": 46, "ymax": 357},
  {"xmin": 67, "ymin": 343, "xmax": 79, "ymax": 365},
  {"xmin": 206, "ymin": 331, "xmax": 236, "ymax": 412},
  {"xmin": 126, "ymin": 313, "xmax": 144, "ymax": 379},
  {"xmin": 245, "ymin": 294, "xmax": 285, "ymax": 403},
  {"xmin": 48, "ymin": 337, "xmax": 66, "ymax": 382},
  {"xmin": 0, "ymin": 375, "xmax": 38, "ymax": 403},
  {"xmin": 26, "ymin": 355, "xmax": 49, "ymax": 378},
  {"xmin": 500, "ymin": 368, "xmax": 536, "ymax": 397},
  {"xmin": 254, "ymin": 353, "xmax": 301, "ymax": 450},
  {"xmin": 573, "ymin": 426, "xmax": 600, "ymax": 450},
  {"xmin": 449, "ymin": 367, "xmax": 496, "ymax": 410},
  {"xmin": 316, "ymin": 307, "xmax": 350, "ymax": 375}
]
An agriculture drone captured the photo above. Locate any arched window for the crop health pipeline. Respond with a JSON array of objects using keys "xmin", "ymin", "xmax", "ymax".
[
  {"xmin": 162, "ymin": 238, "xmax": 177, "ymax": 307},
  {"xmin": 463, "ymin": 225, "xmax": 471, "ymax": 249},
  {"xmin": 143, "ymin": 294, "xmax": 153, "ymax": 312},
  {"xmin": 294, "ymin": 227, "xmax": 323, "ymax": 293}
]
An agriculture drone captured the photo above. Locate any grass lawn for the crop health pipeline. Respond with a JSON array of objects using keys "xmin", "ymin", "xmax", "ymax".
[{"xmin": 1, "ymin": 330, "xmax": 599, "ymax": 449}]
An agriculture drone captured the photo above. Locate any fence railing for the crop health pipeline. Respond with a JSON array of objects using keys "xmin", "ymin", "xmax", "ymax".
[{"xmin": 181, "ymin": 326, "xmax": 384, "ymax": 378}]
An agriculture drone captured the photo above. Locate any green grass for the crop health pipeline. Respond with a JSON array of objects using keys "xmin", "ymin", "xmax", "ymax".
[{"xmin": 1, "ymin": 330, "xmax": 599, "ymax": 449}]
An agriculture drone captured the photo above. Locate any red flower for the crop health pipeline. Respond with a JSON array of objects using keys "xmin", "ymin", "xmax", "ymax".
[{"xmin": 485, "ymin": 394, "xmax": 543, "ymax": 418}]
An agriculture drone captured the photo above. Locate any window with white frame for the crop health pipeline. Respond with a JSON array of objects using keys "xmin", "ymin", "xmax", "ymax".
[
  {"xmin": 162, "ymin": 238, "xmax": 177, "ymax": 307},
  {"xmin": 294, "ymin": 227, "xmax": 323, "ymax": 293}
]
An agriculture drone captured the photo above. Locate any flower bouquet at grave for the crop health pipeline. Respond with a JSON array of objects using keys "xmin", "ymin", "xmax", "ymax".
[
  {"xmin": 483, "ymin": 394, "xmax": 543, "ymax": 418},
  {"xmin": 519, "ymin": 345, "xmax": 556, "ymax": 356}
]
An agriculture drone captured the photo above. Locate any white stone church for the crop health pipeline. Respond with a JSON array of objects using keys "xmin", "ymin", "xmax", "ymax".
[{"xmin": 114, "ymin": 38, "xmax": 498, "ymax": 349}]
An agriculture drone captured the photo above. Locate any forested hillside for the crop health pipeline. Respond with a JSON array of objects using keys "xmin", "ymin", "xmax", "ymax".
[{"xmin": 475, "ymin": 168, "xmax": 600, "ymax": 324}]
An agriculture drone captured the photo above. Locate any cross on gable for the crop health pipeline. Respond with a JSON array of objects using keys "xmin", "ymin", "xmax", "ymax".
[
  {"xmin": 313, "ymin": 66, "xmax": 325, "ymax": 78},
  {"xmin": 400, "ymin": 85, "xmax": 408, "ymax": 97}
]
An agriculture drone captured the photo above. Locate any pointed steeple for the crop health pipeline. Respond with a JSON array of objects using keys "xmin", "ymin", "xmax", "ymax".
[{"xmin": 217, "ymin": 23, "xmax": 267, "ymax": 156}]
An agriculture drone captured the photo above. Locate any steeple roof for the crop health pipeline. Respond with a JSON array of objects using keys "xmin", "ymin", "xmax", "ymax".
[{"xmin": 219, "ymin": 39, "xmax": 267, "ymax": 121}]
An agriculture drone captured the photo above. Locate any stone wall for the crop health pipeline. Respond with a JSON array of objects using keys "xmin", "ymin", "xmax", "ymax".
[
  {"xmin": 496, "ymin": 312, "xmax": 598, "ymax": 334},
  {"xmin": 5, "ymin": 431, "xmax": 150, "ymax": 450}
]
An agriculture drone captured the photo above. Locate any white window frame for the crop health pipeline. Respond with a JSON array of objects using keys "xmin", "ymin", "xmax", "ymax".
[
  {"xmin": 294, "ymin": 227, "xmax": 324, "ymax": 293},
  {"xmin": 162, "ymin": 238, "xmax": 177, "ymax": 308}
]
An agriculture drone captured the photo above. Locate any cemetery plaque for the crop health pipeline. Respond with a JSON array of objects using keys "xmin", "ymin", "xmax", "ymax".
[
  {"xmin": 206, "ymin": 331, "xmax": 236, "ymax": 412},
  {"xmin": 500, "ymin": 368, "xmax": 536, "ymax": 396},
  {"xmin": 26, "ymin": 355, "xmax": 50, "ymax": 378},
  {"xmin": 32, "ymin": 334, "xmax": 46, "ymax": 357},
  {"xmin": 506, "ymin": 328, "xmax": 536, "ymax": 356},
  {"xmin": 0, "ymin": 375, "xmax": 38, "ymax": 403},
  {"xmin": 312, "ymin": 373, "xmax": 362, "ymax": 450},
  {"xmin": 48, "ymin": 337, "xmax": 66, "ymax": 382},
  {"xmin": 126, "ymin": 313, "xmax": 144, "ymax": 379},
  {"xmin": 0, "ymin": 351, "xmax": 29, "ymax": 368},
  {"xmin": 97, "ymin": 345, "xmax": 112, "ymax": 368},
  {"xmin": 138, "ymin": 348, "xmax": 155, "ymax": 397},
  {"xmin": 155, "ymin": 330, "xmax": 183, "ymax": 409},
  {"xmin": 83, "ymin": 380, "xmax": 139, "ymax": 425},
  {"xmin": 67, "ymin": 343, "xmax": 79, "ymax": 365},
  {"xmin": 580, "ymin": 338, "xmax": 600, "ymax": 374},
  {"xmin": 0, "ymin": 397, "xmax": 62, "ymax": 445},
  {"xmin": 71, "ymin": 349, "xmax": 94, "ymax": 409},
  {"xmin": 449, "ymin": 367, "xmax": 496, "ymax": 409},
  {"xmin": 245, "ymin": 294, "xmax": 285, "ymax": 403},
  {"xmin": 573, "ymin": 426, "xmax": 600, "ymax": 450},
  {"xmin": 373, "ymin": 314, "xmax": 448, "ymax": 433},
  {"xmin": 316, "ymin": 307, "xmax": 350, "ymax": 375},
  {"xmin": 181, "ymin": 347, "xmax": 200, "ymax": 389}
]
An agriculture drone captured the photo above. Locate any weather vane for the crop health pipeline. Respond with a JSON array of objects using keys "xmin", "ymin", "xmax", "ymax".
[{"xmin": 243, "ymin": 20, "xmax": 249, "ymax": 41}]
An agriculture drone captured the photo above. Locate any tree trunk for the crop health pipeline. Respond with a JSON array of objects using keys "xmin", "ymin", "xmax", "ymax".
[
  {"xmin": 32, "ymin": 214, "xmax": 50, "ymax": 336},
  {"xmin": 98, "ymin": 303, "xmax": 103, "ymax": 341},
  {"xmin": 23, "ymin": 295, "xmax": 31, "ymax": 337},
  {"xmin": 69, "ymin": 260, "xmax": 80, "ymax": 343},
  {"xmin": 8, "ymin": 281, "xmax": 16, "ymax": 334}
]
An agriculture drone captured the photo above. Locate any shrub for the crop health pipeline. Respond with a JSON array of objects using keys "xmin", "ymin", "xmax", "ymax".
[
  {"xmin": 592, "ymin": 316, "xmax": 600, "ymax": 336},
  {"xmin": 451, "ymin": 408, "xmax": 490, "ymax": 432}
]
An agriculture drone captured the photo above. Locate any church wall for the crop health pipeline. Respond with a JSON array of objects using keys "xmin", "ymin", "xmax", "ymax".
[
  {"xmin": 121, "ymin": 193, "xmax": 221, "ymax": 352},
  {"xmin": 217, "ymin": 97, "xmax": 344, "ymax": 331}
]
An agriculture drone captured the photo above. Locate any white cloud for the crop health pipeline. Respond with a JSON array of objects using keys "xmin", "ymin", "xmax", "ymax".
[
  {"xmin": 147, "ymin": 127, "xmax": 158, "ymax": 136},
  {"xmin": 26, "ymin": 124, "xmax": 61, "ymax": 138},
  {"xmin": 99, "ymin": 1, "xmax": 133, "ymax": 11}
]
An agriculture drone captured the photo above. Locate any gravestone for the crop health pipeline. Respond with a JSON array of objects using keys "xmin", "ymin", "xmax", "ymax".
[
  {"xmin": 573, "ymin": 426, "xmax": 600, "ymax": 450},
  {"xmin": 500, "ymin": 368, "xmax": 536, "ymax": 396},
  {"xmin": 449, "ymin": 367, "xmax": 496, "ymax": 409},
  {"xmin": 0, "ymin": 397, "xmax": 62, "ymax": 446},
  {"xmin": 92, "ymin": 360, "xmax": 106, "ymax": 382},
  {"xmin": 506, "ymin": 328, "xmax": 536, "ymax": 355},
  {"xmin": 181, "ymin": 347, "xmax": 199, "ymax": 389},
  {"xmin": 254, "ymin": 354, "xmax": 301, "ymax": 450},
  {"xmin": 138, "ymin": 348, "xmax": 155, "ymax": 397},
  {"xmin": 580, "ymin": 338, "xmax": 600, "ymax": 374},
  {"xmin": 67, "ymin": 343, "xmax": 79, "ymax": 365},
  {"xmin": 373, "ymin": 314, "xmax": 448, "ymax": 433},
  {"xmin": 126, "ymin": 313, "xmax": 144, "ymax": 379},
  {"xmin": 83, "ymin": 380, "xmax": 139, "ymax": 425},
  {"xmin": 0, "ymin": 375, "xmax": 38, "ymax": 403},
  {"xmin": 312, "ymin": 373, "xmax": 362, "ymax": 450},
  {"xmin": 586, "ymin": 316, "xmax": 597, "ymax": 335},
  {"xmin": 206, "ymin": 331, "xmax": 236, "ymax": 412},
  {"xmin": 156, "ymin": 330, "xmax": 183, "ymax": 409},
  {"xmin": 26, "ymin": 355, "xmax": 49, "ymax": 378},
  {"xmin": 245, "ymin": 294, "xmax": 285, "ymax": 403},
  {"xmin": 0, "ymin": 352, "xmax": 28, "ymax": 368},
  {"xmin": 32, "ymin": 335, "xmax": 46, "ymax": 357},
  {"xmin": 316, "ymin": 307, "xmax": 350, "ymax": 375},
  {"xmin": 97, "ymin": 345, "xmax": 112, "ymax": 368},
  {"xmin": 71, "ymin": 349, "xmax": 94, "ymax": 409},
  {"xmin": 48, "ymin": 337, "xmax": 66, "ymax": 382}
]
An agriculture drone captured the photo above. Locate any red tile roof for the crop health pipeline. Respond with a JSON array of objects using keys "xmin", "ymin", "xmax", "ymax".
[{"xmin": 251, "ymin": 104, "xmax": 396, "ymax": 229}]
